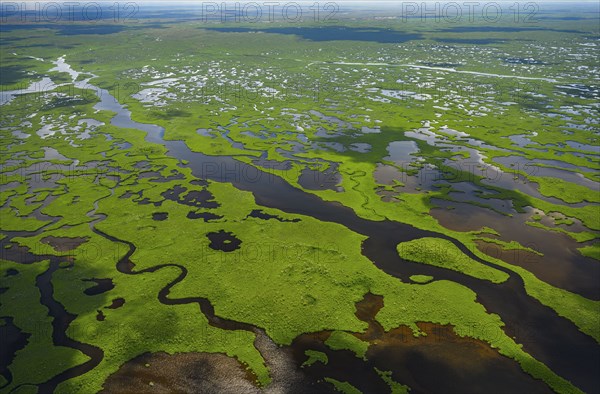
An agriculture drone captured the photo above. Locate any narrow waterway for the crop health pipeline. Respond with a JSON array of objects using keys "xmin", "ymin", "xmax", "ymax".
[
  {"xmin": 0, "ymin": 230, "xmax": 105, "ymax": 393},
  {"xmin": 3, "ymin": 58, "xmax": 599, "ymax": 393},
  {"xmin": 78, "ymin": 59, "xmax": 599, "ymax": 393}
]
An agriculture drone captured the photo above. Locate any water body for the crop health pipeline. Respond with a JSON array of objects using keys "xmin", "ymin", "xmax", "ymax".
[
  {"xmin": 431, "ymin": 199, "xmax": 600, "ymax": 300},
  {"xmin": 3, "ymin": 59, "xmax": 598, "ymax": 393},
  {"xmin": 348, "ymin": 143, "xmax": 371, "ymax": 153},
  {"xmin": 434, "ymin": 38, "xmax": 505, "ymax": 45},
  {"xmin": 79, "ymin": 60, "xmax": 599, "ymax": 393},
  {"xmin": 82, "ymin": 278, "xmax": 115, "ymax": 296},
  {"xmin": 0, "ymin": 24, "xmax": 150, "ymax": 35},
  {"xmin": 384, "ymin": 140, "xmax": 419, "ymax": 163},
  {"xmin": 0, "ymin": 317, "xmax": 30, "ymax": 387},
  {"xmin": 393, "ymin": 134, "xmax": 589, "ymax": 207},
  {"xmin": 0, "ymin": 77, "xmax": 59, "ymax": 105},
  {"xmin": 310, "ymin": 62, "xmax": 560, "ymax": 83},
  {"xmin": 507, "ymin": 133, "xmax": 536, "ymax": 148},
  {"xmin": 373, "ymin": 163, "xmax": 442, "ymax": 195},
  {"xmin": 298, "ymin": 166, "xmax": 343, "ymax": 192},
  {"xmin": 566, "ymin": 140, "xmax": 600, "ymax": 154},
  {"xmin": 441, "ymin": 26, "xmax": 582, "ymax": 34},
  {"xmin": 204, "ymin": 27, "xmax": 422, "ymax": 44},
  {"xmin": 493, "ymin": 155, "xmax": 599, "ymax": 191}
]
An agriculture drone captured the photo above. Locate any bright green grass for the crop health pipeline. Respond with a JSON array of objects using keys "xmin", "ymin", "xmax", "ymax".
[
  {"xmin": 578, "ymin": 244, "xmax": 600, "ymax": 261},
  {"xmin": 409, "ymin": 275, "xmax": 434, "ymax": 284},
  {"xmin": 1, "ymin": 15, "xmax": 598, "ymax": 394},
  {"xmin": 474, "ymin": 238, "xmax": 543, "ymax": 256},
  {"xmin": 375, "ymin": 368, "xmax": 410, "ymax": 394},
  {"xmin": 325, "ymin": 377, "xmax": 363, "ymax": 394},
  {"xmin": 397, "ymin": 238, "xmax": 509, "ymax": 283},
  {"xmin": 325, "ymin": 331, "xmax": 369, "ymax": 360},
  {"xmin": 372, "ymin": 279, "xmax": 582, "ymax": 394},
  {"xmin": 302, "ymin": 350, "xmax": 328, "ymax": 367},
  {"xmin": 534, "ymin": 177, "xmax": 600, "ymax": 204}
]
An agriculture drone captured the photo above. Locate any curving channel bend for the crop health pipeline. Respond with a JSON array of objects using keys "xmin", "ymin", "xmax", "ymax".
[
  {"xmin": 88, "ymin": 59, "xmax": 599, "ymax": 393},
  {"xmin": 3, "ymin": 59, "xmax": 598, "ymax": 393}
]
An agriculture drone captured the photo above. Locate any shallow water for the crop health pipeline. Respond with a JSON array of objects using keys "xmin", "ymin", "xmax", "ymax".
[
  {"xmin": 384, "ymin": 140, "xmax": 419, "ymax": 163},
  {"xmin": 373, "ymin": 163, "xmax": 443, "ymax": 194},
  {"xmin": 40, "ymin": 236, "xmax": 87, "ymax": 252},
  {"xmin": 298, "ymin": 166, "xmax": 342, "ymax": 192},
  {"xmin": 431, "ymin": 199, "xmax": 600, "ymax": 300},
  {"xmin": 0, "ymin": 77, "xmax": 59, "ymax": 106},
  {"xmin": 493, "ymin": 155, "xmax": 599, "ymax": 191},
  {"xmin": 348, "ymin": 142, "xmax": 371, "ymax": 153},
  {"xmin": 6, "ymin": 58, "xmax": 597, "ymax": 393},
  {"xmin": 566, "ymin": 140, "xmax": 600, "ymax": 153},
  {"xmin": 0, "ymin": 316, "xmax": 29, "ymax": 387}
]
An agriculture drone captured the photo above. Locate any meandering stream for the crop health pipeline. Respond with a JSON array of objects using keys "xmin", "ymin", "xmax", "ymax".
[
  {"xmin": 2, "ymin": 58, "xmax": 599, "ymax": 393},
  {"xmin": 77, "ymin": 57, "xmax": 600, "ymax": 393}
]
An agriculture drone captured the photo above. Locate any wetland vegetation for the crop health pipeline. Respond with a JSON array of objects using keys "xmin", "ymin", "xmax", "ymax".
[{"xmin": 1, "ymin": 1, "xmax": 599, "ymax": 393}]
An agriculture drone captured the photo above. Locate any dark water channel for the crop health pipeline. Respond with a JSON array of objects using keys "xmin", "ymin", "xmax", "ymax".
[
  {"xmin": 90, "ymin": 69, "xmax": 599, "ymax": 393},
  {"xmin": 2, "ymin": 63, "xmax": 598, "ymax": 393}
]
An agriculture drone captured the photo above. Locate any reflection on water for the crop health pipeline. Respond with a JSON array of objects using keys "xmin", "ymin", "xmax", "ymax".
[
  {"xmin": 0, "ymin": 77, "xmax": 59, "ymax": 106},
  {"xmin": 566, "ymin": 140, "xmax": 600, "ymax": 154},
  {"xmin": 298, "ymin": 166, "xmax": 343, "ymax": 192},
  {"xmin": 431, "ymin": 199, "xmax": 600, "ymax": 300},
  {"xmin": 493, "ymin": 155, "xmax": 599, "ymax": 190},
  {"xmin": 373, "ymin": 163, "xmax": 442, "ymax": 195},
  {"xmin": 19, "ymin": 57, "xmax": 598, "ymax": 393},
  {"xmin": 349, "ymin": 143, "xmax": 371, "ymax": 153},
  {"xmin": 204, "ymin": 26, "xmax": 423, "ymax": 44},
  {"xmin": 384, "ymin": 140, "xmax": 419, "ymax": 163},
  {"xmin": 292, "ymin": 294, "xmax": 552, "ymax": 394}
]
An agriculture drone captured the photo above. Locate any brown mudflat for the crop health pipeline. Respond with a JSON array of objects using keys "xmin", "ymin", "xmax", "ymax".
[{"xmin": 101, "ymin": 352, "xmax": 260, "ymax": 394}]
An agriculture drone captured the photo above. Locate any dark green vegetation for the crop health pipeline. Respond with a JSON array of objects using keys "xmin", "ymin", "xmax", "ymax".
[{"xmin": 1, "ymin": 2, "xmax": 599, "ymax": 393}]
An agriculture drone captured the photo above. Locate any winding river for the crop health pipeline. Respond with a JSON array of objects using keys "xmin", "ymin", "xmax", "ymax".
[
  {"xmin": 83, "ymin": 58, "xmax": 600, "ymax": 393},
  {"xmin": 3, "ymin": 58, "xmax": 599, "ymax": 393}
]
